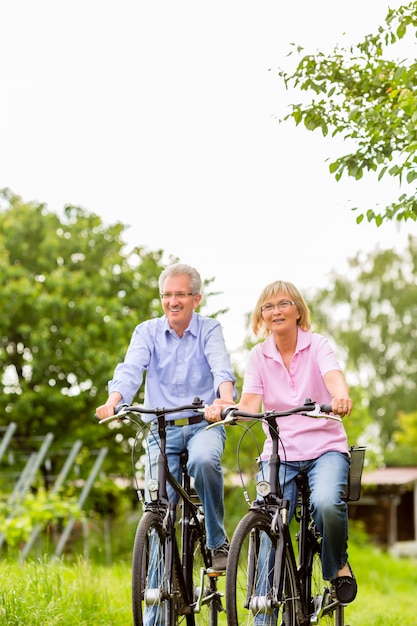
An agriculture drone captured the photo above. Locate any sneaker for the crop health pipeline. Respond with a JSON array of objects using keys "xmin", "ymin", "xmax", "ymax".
[
  {"xmin": 331, "ymin": 564, "xmax": 357, "ymax": 604},
  {"xmin": 210, "ymin": 538, "xmax": 230, "ymax": 572}
]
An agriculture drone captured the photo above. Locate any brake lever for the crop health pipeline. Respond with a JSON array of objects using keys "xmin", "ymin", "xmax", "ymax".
[
  {"xmin": 304, "ymin": 403, "xmax": 342, "ymax": 422},
  {"xmin": 206, "ymin": 412, "xmax": 237, "ymax": 429}
]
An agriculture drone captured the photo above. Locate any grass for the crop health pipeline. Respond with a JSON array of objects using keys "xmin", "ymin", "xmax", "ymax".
[
  {"xmin": 0, "ymin": 558, "xmax": 131, "ymax": 626},
  {"xmin": 343, "ymin": 542, "xmax": 417, "ymax": 626},
  {"xmin": 0, "ymin": 541, "xmax": 416, "ymax": 625}
]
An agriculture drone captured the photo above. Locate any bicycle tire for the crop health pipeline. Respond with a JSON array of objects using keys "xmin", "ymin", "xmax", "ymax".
[
  {"xmin": 132, "ymin": 511, "xmax": 176, "ymax": 626},
  {"xmin": 307, "ymin": 532, "xmax": 344, "ymax": 626},
  {"xmin": 187, "ymin": 523, "xmax": 221, "ymax": 626},
  {"xmin": 226, "ymin": 510, "xmax": 299, "ymax": 626}
]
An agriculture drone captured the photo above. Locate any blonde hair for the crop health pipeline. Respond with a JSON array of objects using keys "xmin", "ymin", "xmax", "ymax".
[{"xmin": 251, "ymin": 280, "xmax": 311, "ymax": 337}]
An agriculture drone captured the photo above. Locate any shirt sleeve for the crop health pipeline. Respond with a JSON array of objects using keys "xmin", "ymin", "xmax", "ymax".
[
  {"xmin": 242, "ymin": 344, "xmax": 264, "ymax": 395},
  {"xmin": 202, "ymin": 318, "xmax": 237, "ymax": 399},
  {"xmin": 314, "ymin": 334, "xmax": 342, "ymax": 377},
  {"xmin": 107, "ymin": 322, "xmax": 152, "ymax": 404}
]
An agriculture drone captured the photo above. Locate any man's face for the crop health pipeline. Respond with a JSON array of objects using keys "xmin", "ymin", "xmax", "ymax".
[{"xmin": 160, "ymin": 273, "xmax": 201, "ymax": 334}]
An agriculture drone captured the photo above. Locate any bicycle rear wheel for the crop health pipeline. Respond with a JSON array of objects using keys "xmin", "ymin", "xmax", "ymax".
[
  {"xmin": 187, "ymin": 524, "xmax": 221, "ymax": 626},
  {"xmin": 308, "ymin": 533, "xmax": 344, "ymax": 626},
  {"xmin": 226, "ymin": 510, "xmax": 299, "ymax": 626},
  {"xmin": 132, "ymin": 511, "xmax": 175, "ymax": 626}
]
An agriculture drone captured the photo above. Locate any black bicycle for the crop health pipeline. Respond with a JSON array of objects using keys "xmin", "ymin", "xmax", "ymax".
[
  {"xmin": 98, "ymin": 397, "xmax": 224, "ymax": 626},
  {"xmin": 207, "ymin": 398, "xmax": 365, "ymax": 626}
]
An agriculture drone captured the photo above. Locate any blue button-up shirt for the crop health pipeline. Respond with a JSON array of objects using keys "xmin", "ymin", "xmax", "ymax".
[{"xmin": 108, "ymin": 312, "xmax": 236, "ymax": 420}]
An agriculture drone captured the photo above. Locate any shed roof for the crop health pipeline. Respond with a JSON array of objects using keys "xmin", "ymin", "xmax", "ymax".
[{"xmin": 362, "ymin": 467, "xmax": 417, "ymax": 487}]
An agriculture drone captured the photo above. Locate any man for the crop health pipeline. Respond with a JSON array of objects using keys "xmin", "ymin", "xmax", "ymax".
[{"xmin": 95, "ymin": 262, "xmax": 236, "ymax": 571}]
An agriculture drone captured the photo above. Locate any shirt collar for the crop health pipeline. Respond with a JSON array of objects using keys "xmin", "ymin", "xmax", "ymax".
[
  {"xmin": 262, "ymin": 328, "xmax": 312, "ymax": 358},
  {"xmin": 163, "ymin": 312, "xmax": 199, "ymax": 337}
]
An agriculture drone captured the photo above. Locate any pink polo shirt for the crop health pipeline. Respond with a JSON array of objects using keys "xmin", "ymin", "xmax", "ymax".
[{"xmin": 242, "ymin": 329, "xmax": 349, "ymax": 461}]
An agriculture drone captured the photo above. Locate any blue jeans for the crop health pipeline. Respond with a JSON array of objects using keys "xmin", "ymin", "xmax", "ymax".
[
  {"xmin": 258, "ymin": 451, "xmax": 350, "ymax": 581},
  {"xmin": 145, "ymin": 421, "xmax": 227, "ymax": 550}
]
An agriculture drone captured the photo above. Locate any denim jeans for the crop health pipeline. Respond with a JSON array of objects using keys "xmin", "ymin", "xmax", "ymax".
[
  {"xmin": 258, "ymin": 451, "xmax": 350, "ymax": 581},
  {"xmin": 145, "ymin": 420, "xmax": 227, "ymax": 551}
]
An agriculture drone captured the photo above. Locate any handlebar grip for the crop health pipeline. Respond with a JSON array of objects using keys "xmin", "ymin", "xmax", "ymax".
[
  {"xmin": 220, "ymin": 405, "xmax": 237, "ymax": 420},
  {"xmin": 320, "ymin": 404, "xmax": 333, "ymax": 414},
  {"xmin": 94, "ymin": 403, "xmax": 128, "ymax": 422}
]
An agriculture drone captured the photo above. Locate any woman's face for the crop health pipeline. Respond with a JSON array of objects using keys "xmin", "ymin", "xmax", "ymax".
[{"xmin": 260, "ymin": 290, "xmax": 300, "ymax": 336}]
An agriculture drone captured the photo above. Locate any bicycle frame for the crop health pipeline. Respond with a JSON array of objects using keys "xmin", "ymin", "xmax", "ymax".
[
  {"xmin": 218, "ymin": 399, "xmax": 348, "ymax": 626},
  {"xmin": 99, "ymin": 399, "xmax": 223, "ymax": 625},
  {"xmin": 270, "ymin": 416, "xmax": 348, "ymax": 624},
  {"xmin": 147, "ymin": 414, "xmax": 215, "ymax": 614},
  {"xmin": 262, "ymin": 415, "xmax": 314, "ymax": 619}
]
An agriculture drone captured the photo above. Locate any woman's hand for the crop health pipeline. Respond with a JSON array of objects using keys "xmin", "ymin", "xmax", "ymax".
[
  {"xmin": 323, "ymin": 371, "xmax": 352, "ymax": 417},
  {"xmin": 331, "ymin": 396, "xmax": 352, "ymax": 417}
]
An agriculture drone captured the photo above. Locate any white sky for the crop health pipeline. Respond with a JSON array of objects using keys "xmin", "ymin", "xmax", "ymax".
[{"xmin": 1, "ymin": 0, "xmax": 415, "ymax": 365}]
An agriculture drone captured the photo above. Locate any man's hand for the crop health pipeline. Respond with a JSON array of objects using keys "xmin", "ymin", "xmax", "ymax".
[
  {"xmin": 205, "ymin": 399, "xmax": 236, "ymax": 423},
  {"xmin": 95, "ymin": 404, "xmax": 116, "ymax": 421}
]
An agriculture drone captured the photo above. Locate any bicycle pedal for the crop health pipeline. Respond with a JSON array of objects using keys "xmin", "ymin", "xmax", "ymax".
[{"xmin": 206, "ymin": 567, "xmax": 226, "ymax": 577}]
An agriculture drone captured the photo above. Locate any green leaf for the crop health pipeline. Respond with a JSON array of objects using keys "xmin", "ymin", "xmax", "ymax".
[{"xmin": 276, "ymin": 2, "xmax": 417, "ymax": 224}]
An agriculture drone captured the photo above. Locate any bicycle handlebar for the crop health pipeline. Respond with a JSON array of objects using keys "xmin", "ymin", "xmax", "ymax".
[
  {"xmin": 206, "ymin": 398, "xmax": 340, "ymax": 429},
  {"xmin": 95, "ymin": 396, "xmax": 207, "ymax": 424}
]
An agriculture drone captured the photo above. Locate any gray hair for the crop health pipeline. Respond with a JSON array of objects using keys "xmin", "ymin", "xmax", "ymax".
[{"xmin": 158, "ymin": 263, "xmax": 202, "ymax": 295}]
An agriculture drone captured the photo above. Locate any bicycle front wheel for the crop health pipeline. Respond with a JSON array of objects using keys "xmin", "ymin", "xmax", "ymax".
[
  {"xmin": 132, "ymin": 511, "xmax": 175, "ymax": 626},
  {"xmin": 226, "ymin": 510, "xmax": 299, "ymax": 626}
]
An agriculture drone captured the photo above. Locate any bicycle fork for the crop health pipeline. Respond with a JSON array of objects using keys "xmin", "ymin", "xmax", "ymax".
[{"xmin": 246, "ymin": 505, "xmax": 300, "ymax": 619}]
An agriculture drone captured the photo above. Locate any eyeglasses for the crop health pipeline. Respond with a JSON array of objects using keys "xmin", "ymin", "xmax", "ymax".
[
  {"xmin": 260, "ymin": 300, "xmax": 295, "ymax": 313},
  {"xmin": 160, "ymin": 292, "xmax": 195, "ymax": 299}
]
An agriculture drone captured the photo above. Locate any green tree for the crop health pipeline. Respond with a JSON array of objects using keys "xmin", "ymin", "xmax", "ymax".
[
  {"xmin": 0, "ymin": 189, "xmax": 233, "ymax": 473},
  {"xmin": 0, "ymin": 188, "xmax": 165, "ymax": 475},
  {"xmin": 387, "ymin": 409, "xmax": 417, "ymax": 465},
  {"xmin": 308, "ymin": 235, "xmax": 417, "ymax": 458},
  {"xmin": 277, "ymin": 1, "xmax": 417, "ymax": 225},
  {"xmin": 394, "ymin": 410, "xmax": 417, "ymax": 449}
]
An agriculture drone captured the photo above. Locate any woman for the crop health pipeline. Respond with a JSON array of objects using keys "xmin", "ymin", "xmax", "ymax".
[{"xmin": 206, "ymin": 280, "xmax": 357, "ymax": 604}]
